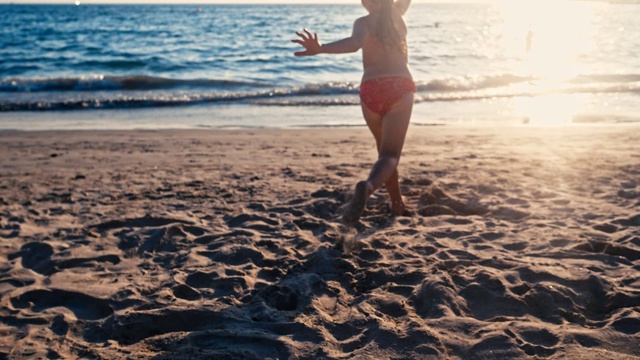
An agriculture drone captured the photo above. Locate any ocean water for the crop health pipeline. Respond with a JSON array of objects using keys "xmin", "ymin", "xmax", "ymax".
[{"xmin": 1, "ymin": 2, "xmax": 639, "ymax": 129}]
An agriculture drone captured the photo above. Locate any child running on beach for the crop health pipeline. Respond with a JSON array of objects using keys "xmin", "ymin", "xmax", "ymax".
[{"xmin": 292, "ymin": 0, "xmax": 414, "ymax": 223}]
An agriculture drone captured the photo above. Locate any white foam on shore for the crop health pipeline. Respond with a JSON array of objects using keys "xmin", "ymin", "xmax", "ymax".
[{"xmin": 0, "ymin": 92, "xmax": 639, "ymax": 131}]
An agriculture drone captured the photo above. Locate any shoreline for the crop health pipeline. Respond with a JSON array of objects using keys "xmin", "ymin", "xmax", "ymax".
[
  {"xmin": 2, "ymin": 120, "xmax": 640, "ymax": 134},
  {"xmin": 2, "ymin": 94, "xmax": 640, "ymax": 131}
]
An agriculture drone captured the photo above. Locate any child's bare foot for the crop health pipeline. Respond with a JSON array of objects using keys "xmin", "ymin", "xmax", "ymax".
[
  {"xmin": 391, "ymin": 200, "xmax": 406, "ymax": 216},
  {"xmin": 343, "ymin": 181, "xmax": 370, "ymax": 223}
]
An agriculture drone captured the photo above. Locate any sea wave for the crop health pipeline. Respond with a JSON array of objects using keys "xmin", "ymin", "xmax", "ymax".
[
  {"xmin": 416, "ymin": 74, "xmax": 536, "ymax": 92},
  {"xmin": 1, "ymin": 73, "xmax": 638, "ymax": 112},
  {"xmin": 0, "ymin": 75, "xmax": 274, "ymax": 93},
  {"xmin": 3, "ymin": 72, "xmax": 639, "ymax": 93}
]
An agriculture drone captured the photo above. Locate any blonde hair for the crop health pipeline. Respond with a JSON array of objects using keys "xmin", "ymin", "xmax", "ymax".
[{"xmin": 374, "ymin": 0, "xmax": 407, "ymax": 53}]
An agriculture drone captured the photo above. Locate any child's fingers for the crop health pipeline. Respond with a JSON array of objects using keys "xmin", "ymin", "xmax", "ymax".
[
  {"xmin": 295, "ymin": 31, "xmax": 307, "ymax": 40},
  {"xmin": 303, "ymin": 29, "xmax": 313, "ymax": 39}
]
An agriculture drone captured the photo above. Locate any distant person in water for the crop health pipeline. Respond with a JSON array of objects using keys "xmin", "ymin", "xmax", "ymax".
[
  {"xmin": 292, "ymin": 0, "xmax": 414, "ymax": 223},
  {"xmin": 525, "ymin": 25, "xmax": 534, "ymax": 52}
]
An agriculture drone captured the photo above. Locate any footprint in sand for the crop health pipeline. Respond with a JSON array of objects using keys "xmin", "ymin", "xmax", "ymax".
[
  {"xmin": 573, "ymin": 240, "xmax": 640, "ymax": 262},
  {"xmin": 10, "ymin": 289, "xmax": 113, "ymax": 320},
  {"xmin": 9, "ymin": 242, "xmax": 55, "ymax": 275},
  {"xmin": 417, "ymin": 205, "xmax": 457, "ymax": 217},
  {"xmin": 613, "ymin": 214, "xmax": 640, "ymax": 227},
  {"xmin": 502, "ymin": 242, "xmax": 528, "ymax": 251},
  {"xmin": 198, "ymin": 246, "xmax": 265, "ymax": 267},
  {"xmin": 504, "ymin": 327, "xmax": 560, "ymax": 357},
  {"xmin": 617, "ymin": 189, "xmax": 639, "ymax": 199},
  {"xmin": 172, "ymin": 284, "xmax": 201, "ymax": 301},
  {"xmin": 410, "ymin": 278, "xmax": 466, "ymax": 319},
  {"xmin": 549, "ymin": 239, "xmax": 571, "ymax": 248},
  {"xmin": 0, "ymin": 217, "xmax": 20, "ymax": 238},
  {"xmin": 611, "ymin": 317, "xmax": 640, "ymax": 335},
  {"xmin": 211, "ymin": 277, "xmax": 249, "ymax": 298},
  {"xmin": 491, "ymin": 206, "xmax": 530, "ymax": 222},
  {"xmin": 592, "ymin": 223, "xmax": 619, "ymax": 234},
  {"xmin": 226, "ymin": 213, "xmax": 277, "ymax": 227},
  {"xmin": 184, "ymin": 270, "xmax": 255, "ymax": 300},
  {"xmin": 459, "ymin": 281, "xmax": 525, "ymax": 321},
  {"xmin": 185, "ymin": 270, "xmax": 219, "ymax": 288},
  {"xmin": 469, "ymin": 334, "xmax": 523, "ymax": 359},
  {"xmin": 480, "ymin": 232, "xmax": 505, "ymax": 241},
  {"xmin": 415, "ymin": 184, "xmax": 494, "ymax": 220},
  {"xmin": 56, "ymin": 254, "xmax": 120, "ymax": 270},
  {"xmin": 368, "ymin": 294, "xmax": 408, "ymax": 317},
  {"xmin": 293, "ymin": 216, "xmax": 331, "ymax": 235},
  {"xmin": 10, "ymin": 241, "xmax": 122, "ymax": 278}
]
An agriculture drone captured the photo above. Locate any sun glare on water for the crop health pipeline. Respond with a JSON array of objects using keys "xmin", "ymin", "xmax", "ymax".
[{"xmin": 493, "ymin": 0, "xmax": 602, "ymax": 124}]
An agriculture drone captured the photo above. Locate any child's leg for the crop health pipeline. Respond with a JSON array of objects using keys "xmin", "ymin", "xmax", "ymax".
[
  {"xmin": 361, "ymin": 102, "xmax": 405, "ymax": 211},
  {"xmin": 385, "ymin": 168, "xmax": 405, "ymax": 216},
  {"xmin": 366, "ymin": 93, "xmax": 413, "ymax": 210},
  {"xmin": 343, "ymin": 105, "xmax": 380, "ymax": 223},
  {"xmin": 343, "ymin": 95, "xmax": 413, "ymax": 222}
]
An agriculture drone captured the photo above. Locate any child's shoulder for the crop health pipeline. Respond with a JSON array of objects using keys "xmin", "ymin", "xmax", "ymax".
[
  {"xmin": 355, "ymin": 15, "xmax": 371, "ymax": 24},
  {"xmin": 353, "ymin": 15, "xmax": 373, "ymax": 31}
]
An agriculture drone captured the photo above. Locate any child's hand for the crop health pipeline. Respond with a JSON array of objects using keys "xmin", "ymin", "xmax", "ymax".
[{"xmin": 291, "ymin": 29, "xmax": 322, "ymax": 56}]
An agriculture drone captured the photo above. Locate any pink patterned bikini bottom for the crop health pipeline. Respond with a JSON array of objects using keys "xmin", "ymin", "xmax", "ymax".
[{"xmin": 359, "ymin": 77, "xmax": 416, "ymax": 116}]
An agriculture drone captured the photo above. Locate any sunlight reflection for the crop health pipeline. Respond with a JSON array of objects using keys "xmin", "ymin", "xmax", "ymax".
[
  {"xmin": 514, "ymin": 94, "xmax": 588, "ymax": 125},
  {"xmin": 493, "ymin": 0, "xmax": 603, "ymax": 124},
  {"xmin": 495, "ymin": 0, "xmax": 601, "ymax": 79}
]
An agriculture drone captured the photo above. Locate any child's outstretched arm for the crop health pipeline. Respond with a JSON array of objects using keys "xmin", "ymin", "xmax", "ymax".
[
  {"xmin": 394, "ymin": 0, "xmax": 412, "ymax": 16},
  {"xmin": 292, "ymin": 18, "xmax": 367, "ymax": 57}
]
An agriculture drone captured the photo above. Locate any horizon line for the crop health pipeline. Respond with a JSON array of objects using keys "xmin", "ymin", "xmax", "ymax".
[{"xmin": 1, "ymin": 0, "xmax": 638, "ymax": 4}]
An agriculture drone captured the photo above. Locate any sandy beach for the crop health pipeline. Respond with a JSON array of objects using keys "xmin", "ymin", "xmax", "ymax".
[{"xmin": 1, "ymin": 125, "xmax": 639, "ymax": 359}]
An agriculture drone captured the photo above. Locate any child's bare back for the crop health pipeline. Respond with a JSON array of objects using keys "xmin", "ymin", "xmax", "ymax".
[{"xmin": 359, "ymin": 6, "xmax": 411, "ymax": 81}]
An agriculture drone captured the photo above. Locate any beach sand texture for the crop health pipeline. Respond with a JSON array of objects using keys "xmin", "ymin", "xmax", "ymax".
[{"xmin": 1, "ymin": 126, "xmax": 639, "ymax": 359}]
